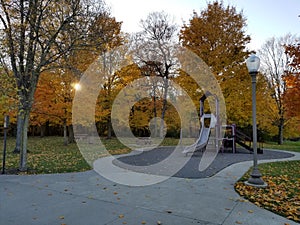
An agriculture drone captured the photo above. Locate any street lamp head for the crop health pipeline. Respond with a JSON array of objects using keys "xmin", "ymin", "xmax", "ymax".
[{"xmin": 246, "ymin": 54, "xmax": 260, "ymax": 74}]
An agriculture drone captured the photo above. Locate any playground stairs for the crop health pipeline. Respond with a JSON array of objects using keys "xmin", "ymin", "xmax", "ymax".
[{"xmin": 235, "ymin": 129, "xmax": 263, "ymax": 154}]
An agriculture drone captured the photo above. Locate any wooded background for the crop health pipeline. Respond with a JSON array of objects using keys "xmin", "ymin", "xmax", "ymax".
[{"xmin": 0, "ymin": 1, "xmax": 299, "ymax": 148}]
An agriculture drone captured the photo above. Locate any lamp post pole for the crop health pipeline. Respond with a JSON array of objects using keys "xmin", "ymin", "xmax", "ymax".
[
  {"xmin": 245, "ymin": 54, "xmax": 267, "ymax": 187},
  {"xmin": 2, "ymin": 115, "xmax": 9, "ymax": 174}
]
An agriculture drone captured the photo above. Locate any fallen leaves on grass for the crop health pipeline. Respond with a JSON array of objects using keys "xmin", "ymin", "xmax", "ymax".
[
  {"xmin": 235, "ymin": 175, "xmax": 300, "ymax": 222},
  {"xmin": 0, "ymin": 137, "xmax": 132, "ymax": 174}
]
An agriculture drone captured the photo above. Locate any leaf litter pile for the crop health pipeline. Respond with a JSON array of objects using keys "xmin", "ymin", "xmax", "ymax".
[{"xmin": 235, "ymin": 160, "xmax": 300, "ymax": 222}]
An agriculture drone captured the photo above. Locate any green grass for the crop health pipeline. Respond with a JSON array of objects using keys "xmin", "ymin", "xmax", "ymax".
[
  {"xmin": 263, "ymin": 140, "xmax": 300, "ymax": 152},
  {"xmin": 238, "ymin": 160, "xmax": 300, "ymax": 182},
  {"xmin": 0, "ymin": 137, "xmax": 90, "ymax": 174},
  {"xmin": 100, "ymin": 137, "xmax": 131, "ymax": 154},
  {"xmin": 0, "ymin": 136, "xmax": 132, "ymax": 174},
  {"xmin": 160, "ymin": 137, "xmax": 180, "ymax": 146},
  {"xmin": 0, "ymin": 137, "xmax": 184, "ymax": 174}
]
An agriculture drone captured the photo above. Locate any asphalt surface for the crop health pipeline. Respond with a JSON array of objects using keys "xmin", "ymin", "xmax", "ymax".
[{"xmin": 113, "ymin": 147, "xmax": 294, "ymax": 178}]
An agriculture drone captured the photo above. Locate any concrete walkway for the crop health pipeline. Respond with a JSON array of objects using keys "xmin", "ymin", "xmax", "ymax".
[{"xmin": 1, "ymin": 150, "xmax": 299, "ymax": 225}]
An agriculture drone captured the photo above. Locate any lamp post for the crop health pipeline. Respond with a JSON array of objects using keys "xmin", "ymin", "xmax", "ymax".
[
  {"xmin": 2, "ymin": 115, "xmax": 9, "ymax": 174},
  {"xmin": 245, "ymin": 54, "xmax": 267, "ymax": 187}
]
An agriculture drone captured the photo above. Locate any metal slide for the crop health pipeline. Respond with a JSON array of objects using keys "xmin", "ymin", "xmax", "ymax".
[{"xmin": 183, "ymin": 114, "xmax": 215, "ymax": 156}]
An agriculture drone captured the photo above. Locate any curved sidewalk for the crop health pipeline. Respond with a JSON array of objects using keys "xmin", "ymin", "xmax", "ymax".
[{"xmin": 0, "ymin": 150, "xmax": 299, "ymax": 225}]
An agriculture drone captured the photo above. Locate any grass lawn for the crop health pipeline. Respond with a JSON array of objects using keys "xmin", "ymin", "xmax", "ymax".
[
  {"xmin": 235, "ymin": 140, "xmax": 300, "ymax": 223},
  {"xmin": 0, "ymin": 136, "xmax": 181, "ymax": 174},
  {"xmin": 0, "ymin": 136, "xmax": 131, "ymax": 174},
  {"xmin": 263, "ymin": 140, "xmax": 300, "ymax": 152}
]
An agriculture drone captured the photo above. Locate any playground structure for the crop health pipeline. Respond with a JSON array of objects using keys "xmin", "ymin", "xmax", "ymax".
[
  {"xmin": 221, "ymin": 124, "xmax": 263, "ymax": 154},
  {"xmin": 183, "ymin": 92, "xmax": 263, "ymax": 155},
  {"xmin": 183, "ymin": 91, "xmax": 221, "ymax": 155}
]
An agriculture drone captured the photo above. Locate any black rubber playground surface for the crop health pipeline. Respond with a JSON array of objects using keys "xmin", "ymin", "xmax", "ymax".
[{"xmin": 113, "ymin": 147, "xmax": 294, "ymax": 179}]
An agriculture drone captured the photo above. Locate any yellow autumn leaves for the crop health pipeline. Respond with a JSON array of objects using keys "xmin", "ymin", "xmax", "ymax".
[{"xmin": 235, "ymin": 174, "xmax": 300, "ymax": 222}]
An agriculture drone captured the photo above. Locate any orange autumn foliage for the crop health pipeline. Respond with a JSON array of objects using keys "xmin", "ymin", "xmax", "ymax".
[
  {"xmin": 31, "ymin": 70, "xmax": 77, "ymax": 127},
  {"xmin": 284, "ymin": 44, "xmax": 300, "ymax": 133}
]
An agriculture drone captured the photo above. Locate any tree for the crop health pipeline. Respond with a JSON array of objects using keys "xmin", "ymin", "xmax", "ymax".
[
  {"xmin": 258, "ymin": 34, "xmax": 298, "ymax": 144},
  {"xmin": 64, "ymin": 11, "xmax": 123, "ymax": 140},
  {"xmin": 285, "ymin": 44, "xmax": 300, "ymax": 118},
  {"xmin": 129, "ymin": 97, "xmax": 153, "ymax": 136},
  {"xmin": 0, "ymin": 67, "xmax": 17, "ymax": 124},
  {"xmin": 133, "ymin": 11, "xmax": 178, "ymax": 137},
  {"xmin": 92, "ymin": 42, "xmax": 139, "ymax": 138},
  {"xmin": 31, "ymin": 9, "xmax": 123, "ymax": 142},
  {"xmin": 284, "ymin": 43, "xmax": 300, "ymax": 136},
  {"xmin": 0, "ymin": 0, "xmax": 112, "ymax": 171},
  {"xmin": 179, "ymin": 1, "xmax": 252, "ymax": 128},
  {"xmin": 179, "ymin": 1, "xmax": 250, "ymax": 76},
  {"xmin": 31, "ymin": 70, "xmax": 78, "ymax": 144}
]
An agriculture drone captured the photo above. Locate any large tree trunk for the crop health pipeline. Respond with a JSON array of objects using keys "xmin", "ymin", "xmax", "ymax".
[
  {"xmin": 160, "ymin": 78, "xmax": 169, "ymax": 138},
  {"xmin": 63, "ymin": 119, "xmax": 68, "ymax": 146},
  {"xmin": 68, "ymin": 125, "xmax": 75, "ymax": 143},
  {"xmin": 13, "ymin": 99, "xmax": 31, "ymax": 171},
  {"xmin": 153, "ymin": 97, "xmax": 158, "ymax": 138},
  {"xmin": 15, "ymin": 74, "xmax": 37, "ymax": 171},
  {"xmin": 13, "ymin": 113, "xmax": 22, "ymax": 153},
  {"xmin": 19, "ymin": 109, "xmax": 30, "ymax": 172},
  {"xmin": 278, "ymin": 117, "xmax": 284, "ymax": 145},
  {"xmin": 152, "ymin": 84, "xmax": 158, "ymax": 138},
  {"xmin": 40, "ymin": 124, "xmax": 46, "ymax": 137}
]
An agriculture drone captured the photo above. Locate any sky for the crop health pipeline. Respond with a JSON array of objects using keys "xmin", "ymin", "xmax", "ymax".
[{"xmin": 105, "ymin": 0, "xmax": 300, "ymax": 51}]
